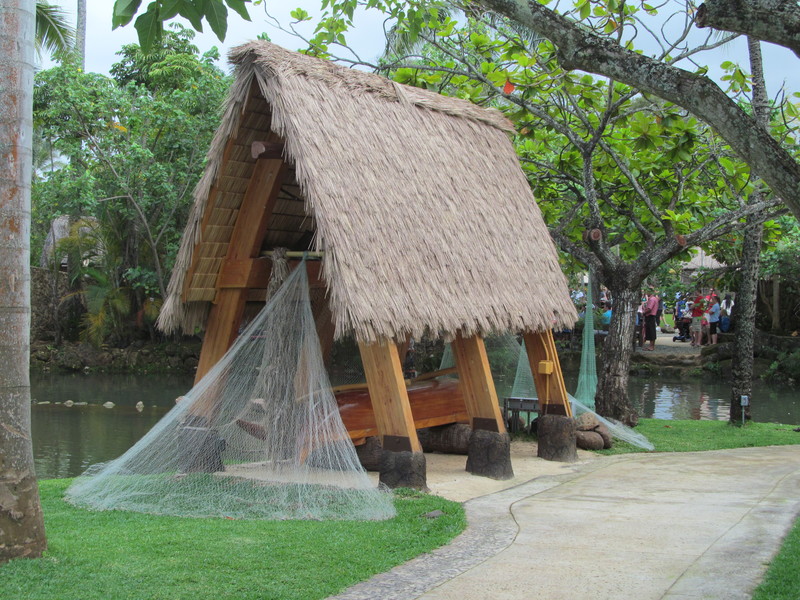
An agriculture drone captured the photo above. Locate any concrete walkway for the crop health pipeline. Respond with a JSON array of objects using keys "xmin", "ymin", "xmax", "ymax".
[{"xmin": 331, "ymin": 446, "xmax": 800, "ymax": 600}]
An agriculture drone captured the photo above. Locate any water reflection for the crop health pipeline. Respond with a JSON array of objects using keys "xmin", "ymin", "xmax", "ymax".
[
  {"xmin": 31, "ymin": 373, "xmax": 193, "ymax": 480},
  {"xmin": 628, "ymin": 376, "xmax": 799, "ymax": 424},
  {"xmin": 30, "ymin": 371, "xmax": 798, "ymax": 480}
]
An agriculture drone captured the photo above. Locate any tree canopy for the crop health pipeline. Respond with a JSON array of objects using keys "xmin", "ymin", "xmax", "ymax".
[{"xmin": 33, "ymin": 26, "xmax": 228, "ymax": 343}]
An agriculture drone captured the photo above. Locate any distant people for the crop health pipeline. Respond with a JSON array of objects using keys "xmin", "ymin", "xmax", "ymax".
[
  {"xmin": 720, "ymin": 294, "xmax": 734, "ymax": 333},
  {"xmin": 643, "ymin": 289, "xmax": 659, "ymax": 351},
  {"xmin": 707, "ymin": 296, "xmax": 721, "ymax": 345},
  {"xmin": 721, "ymin": 293, "xmax": 734, "ymax": 315},
  {"xmin": 673, "ymin": 297, "xmax": 691, "ymax": 341},
  {"xmin": 601, "ymin": 303, "xmax": 612, "ymax": 326},
  {"xmin": 636, "ymin": 297, "xmax": 645, "ymax": 347},
  {"xmin": 690, "ymin": 289, "xmax": 705, "ymax": 347}
]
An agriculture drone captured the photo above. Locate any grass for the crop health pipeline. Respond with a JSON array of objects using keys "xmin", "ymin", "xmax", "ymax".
[
  {"xmin": 597, "ymin": 418, "xmax": 800, "ymax": 454},
  {"xmin": 0, "ymin": 480, "xmax": 465, "ymax": 600},
  {"xmin": 753, "ymin": 517, "xmax": 800, "ymax": 600},
  {"xmin": 5, "ymin": 421, "xmax": 799, "ymax": 599}
]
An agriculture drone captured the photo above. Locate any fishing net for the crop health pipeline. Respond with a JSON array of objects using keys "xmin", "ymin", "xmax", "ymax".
[
  {"xmin": 570, "ymin": 398, "xmax": 655, "ymax": 451},
  {"xmin": 65, "ymin": 262, "xmax": 396, "ymax": 521},
  {"xmin": 447, "ymin": 330, "xmax": 654, "ymax": 450},
  {"xmin": 573, "ymin": 271, "xmax": 598, "ymax": 410}
]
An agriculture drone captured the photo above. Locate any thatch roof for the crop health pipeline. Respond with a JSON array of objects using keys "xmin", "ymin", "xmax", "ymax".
[{"xmin": 158, "ymin": 41, "xmax": 576, "ymax": 342}]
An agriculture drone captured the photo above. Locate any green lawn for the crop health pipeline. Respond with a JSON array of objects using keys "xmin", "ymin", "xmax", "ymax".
[
  {"xmin": 0, "ymin": 482, "xmax": 465, "ymax": 600},
  {"xmin": 599, "ymin": 418, "xmax": 800, "ymax": 454},
  {"xmin": 753, "ymin": 516, "xmax": 800, "ymax": 600},
  {"xmin": 4, "ymin": 420, "xmax": 799, "ymax": 599}
]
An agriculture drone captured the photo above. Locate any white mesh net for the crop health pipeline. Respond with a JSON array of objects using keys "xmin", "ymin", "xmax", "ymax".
[
  {"xmin": 448, "ymin": 332, "xmax": 654, "ymax": 450},
  {"xmin": 66, "ymin": 263, "xmax": 396, "ymax": 520}
]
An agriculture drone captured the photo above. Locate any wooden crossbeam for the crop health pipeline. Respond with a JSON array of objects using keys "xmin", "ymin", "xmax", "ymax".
[
  {"xmin": 451, "ymin": 332, "xmax": 507, "ymax": 433},
  {"xmin": 522, "ymin": 330, "xmax": 572, "ymax": 417},
  {"xmin": 216, "ymin": 258, "xmax": 325, "ymax": 290}
]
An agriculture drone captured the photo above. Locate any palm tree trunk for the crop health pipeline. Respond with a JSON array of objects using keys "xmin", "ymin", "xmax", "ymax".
[
  {"xmin": 75, "ymin": 0, "xmax": 86, "ymax": 70},
  {"xmin": 729, "ymin": 37, "xmax": 769, "ymax": 425},
  {"xmin": 0, "ymin": 0, "xmax": 47, "ymax": 563}
]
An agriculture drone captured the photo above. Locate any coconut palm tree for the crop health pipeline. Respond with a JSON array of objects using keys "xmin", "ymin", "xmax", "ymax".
[
  {"xmin": 0, "ymin": 0, "xmax": 48, "ymax": 563},
  {"xmin": 35, "ymin": 0, "xmax": 74, "ymax": 61}
]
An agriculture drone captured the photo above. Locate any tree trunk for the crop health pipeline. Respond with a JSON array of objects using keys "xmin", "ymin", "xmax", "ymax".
[
  {"xmin": 771, "ymin": 277, "xmax": 780, "ymax": 333},
  {"xmin": 0, "ymin": 0, "xmax": 47, "ymax": 563},
  {"xmin": 729, "ymin": 37, "xmax": 770, "ymax": 425},
  {"xmin": 696, "ymin": 0, "xmax": 800, "ymax": 57},
  {"xmin": 75, "ymin": 0, "xmax": 86, "ymax": 70},
  {"xmin": 730, "ymin": 212, "xmax": 762, "ymax": 424},
  {"xmin": 595, "ymin": 285, "xmax": 640, "ymax": 426}
]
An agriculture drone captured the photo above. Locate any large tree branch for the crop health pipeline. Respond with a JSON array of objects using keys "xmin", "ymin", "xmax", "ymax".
[
  {"xmin": 696, "ymin": 0, "xmax": 800, "ymax": 57},
  {"xmin": 477, "ymin": 0, "xmax": 800, "ymax": 221}
]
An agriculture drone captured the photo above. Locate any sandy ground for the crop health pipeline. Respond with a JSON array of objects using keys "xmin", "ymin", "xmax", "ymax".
[{"xmin": 367, "ymin": 441, "xmax": 601, "ymax": 503}]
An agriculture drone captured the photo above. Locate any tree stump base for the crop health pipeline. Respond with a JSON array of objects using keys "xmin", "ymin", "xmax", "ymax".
[
  {"xmin": 379, "ymin": 450, "xmax": 427, "ymax": 490},
  {"xmin": 417, "ymin": 423, "xmax": 471, "ymax": 454},
  {"xmin": 466, "ymin": 430, "xmax": 514, "ymax": 480},
  {"xmin": 355, "ymin": 436, "xmax": 384, "ymax": 471},
  {"xmin": 537, "ymin": 414, "xmax": 577, "ymax": 462}
]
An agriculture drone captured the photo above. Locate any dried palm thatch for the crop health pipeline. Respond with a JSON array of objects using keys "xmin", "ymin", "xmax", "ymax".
[{"xmin": 158, "ymin": 41, "xmax": 576, "ymax": 342}]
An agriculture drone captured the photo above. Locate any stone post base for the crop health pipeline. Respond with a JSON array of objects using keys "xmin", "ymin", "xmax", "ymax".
[
  {"xmin": 379, "ymin": 450, "xmax": 427, "ymax": 490},
  {"xmin": 466, "ymin": 429, "xmax": 514, "ymax": 480},
  {"xmin": 537, "ymin": 414, "xmax": 577, "ymax": 462}
]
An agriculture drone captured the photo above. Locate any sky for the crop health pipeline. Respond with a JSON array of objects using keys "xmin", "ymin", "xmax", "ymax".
[{"xmin": 47, "ymin": 0, "xmax": 797, "ymax": 100}]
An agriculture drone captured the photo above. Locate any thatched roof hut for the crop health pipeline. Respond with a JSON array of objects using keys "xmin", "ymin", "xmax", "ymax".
[{"xmin": 158, "ymin": 41, "xmax": 576, "ymax": 343}]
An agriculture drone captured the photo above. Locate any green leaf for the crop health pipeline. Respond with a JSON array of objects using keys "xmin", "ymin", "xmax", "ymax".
[
  {"xmin": 225, "ymin": 0, "xmax": 251, "ymax": 22},
  {"xmin": 204, "ymin": 0, "xmax": 228, "ymax": 41},
  {"xmin": 290, "ymin": 8, "xmax": 310, "ymax": 21},
  {"xmin": 113, "ymin": 0, "xmax": 143, "ymax": 28},
  {"xmin": 178, "ymin": 2, "xmax": 204, "ymax": 31},
  {"xmin": 134, "ymin": 5, "xmax": 162, "ymax": 53},
  {"xmin": 158, "ymin": 0, "xmax": 182, "ymax": 20}
]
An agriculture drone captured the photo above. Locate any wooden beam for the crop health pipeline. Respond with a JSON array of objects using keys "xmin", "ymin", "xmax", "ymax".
[
  {"xmin": 358, "ymin": 338, "xmax": 421, "ymax": 452},
  {"xmin": 522, "ymin": 330, "xmax": 572, "ymax": 417},
  {"xmin": 216, "ymin": 257, "xmax": 265, "ymax": 289},
  {"xmin": 194, "ymin": 157, "xmax": 287, "ymax": 383},
  {"xmin": 451, "ymin": 333, "xmax": 506, "ymax": 433},
  {"xmin": 181, "ymin": 80, "xmax": 264, "ymax": 302},
  {"xmin": 218, "ymin": 258, "xmax": 324, "ymax": 290},
  {"xmin": 194, "ymin": 288, "xmax": 247, "ymax": 382},
  {"xmin": 251, "ymin": 140, "xmax": 284, "ymax": 159}
]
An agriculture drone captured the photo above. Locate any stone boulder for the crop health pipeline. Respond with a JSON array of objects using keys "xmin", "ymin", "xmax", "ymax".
[
  {"xmin": 575, "ymin": 412, "xmax": 600, "ymax": 431},
  {"xmin": 576, "ymin": 430, "xmax": 605, "ymax": 450},
  {"xmin": 596, "ymin": 423, "xmax": 613, "ymax": 449}
]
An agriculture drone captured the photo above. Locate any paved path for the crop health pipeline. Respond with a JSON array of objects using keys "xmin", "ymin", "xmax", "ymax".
[{"xmin": 330, "ymin": 446, "xmax": 800, "ymax": 600}]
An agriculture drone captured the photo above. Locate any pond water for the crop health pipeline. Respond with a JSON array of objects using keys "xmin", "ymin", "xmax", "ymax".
[{"xmin": 30, "ymin": 371, "xmax": 799, "ymax": 480}]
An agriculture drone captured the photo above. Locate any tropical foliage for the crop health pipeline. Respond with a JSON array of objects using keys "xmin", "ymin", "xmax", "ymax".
[
  {"xmin": 33, "ymin": 26, "xmax": 228, "ymax": 344},
  {"xmin": 298, "ymin": 7, "xmax": 785, "ymax": 423}
]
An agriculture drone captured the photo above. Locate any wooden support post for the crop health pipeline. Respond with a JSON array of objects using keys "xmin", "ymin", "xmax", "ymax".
[
  {"xmin": 357, "ymin": 338, "xmax": 421, "ymax": 453},
  {"xmin": 523, "ymin": 330, "xmax": 572, "ymax": 417},
  {"xmin": 452, "ymin": 332, "xmax": 513, "ymax": 480},
  {"xmin": 194, "ymin": 157, "xmax": 286, "ymax": 383},
  {"xmin": 451, "ymin": 333, "xmax": 506, "ymax": 433}
]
